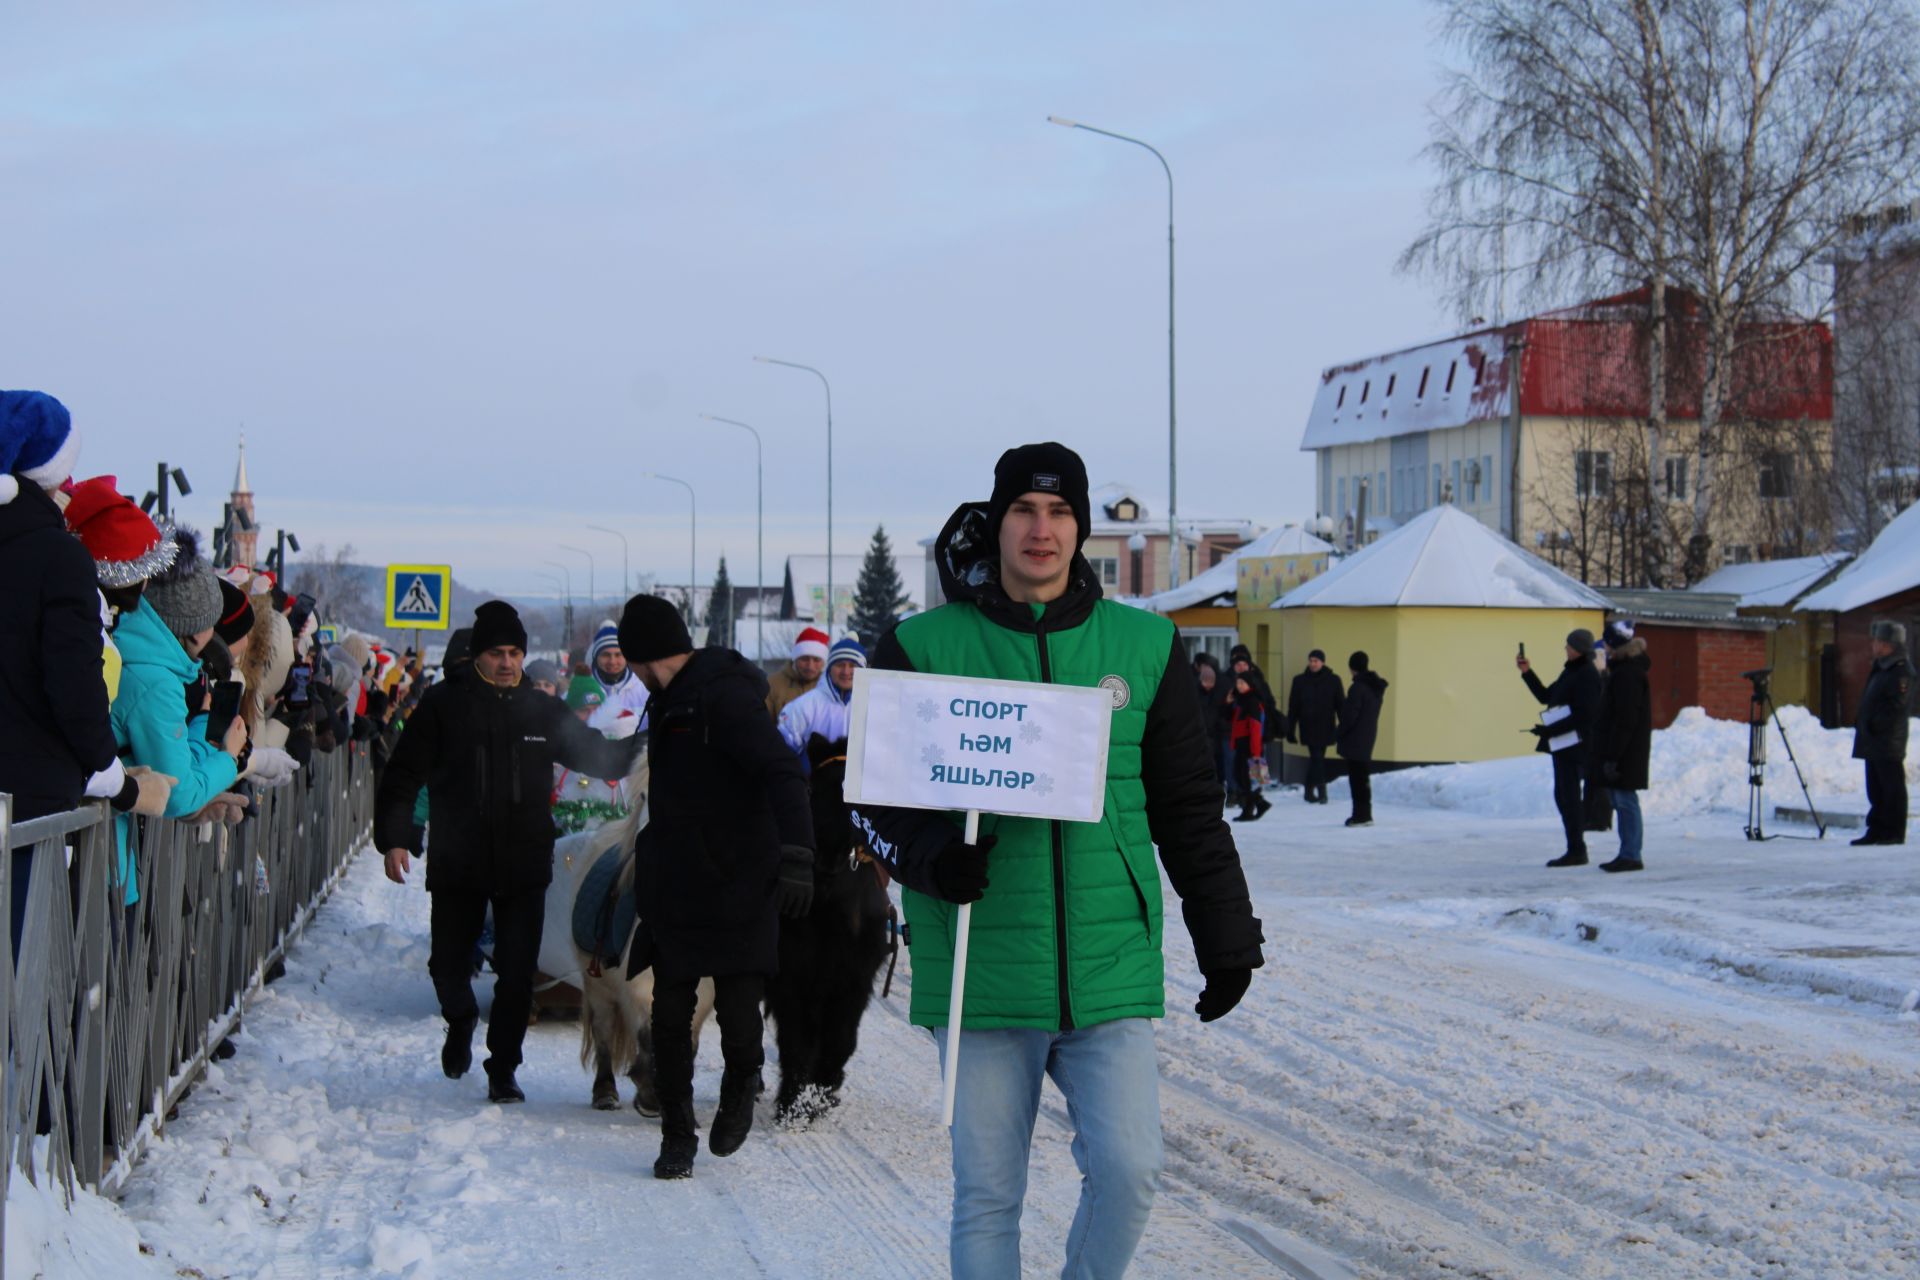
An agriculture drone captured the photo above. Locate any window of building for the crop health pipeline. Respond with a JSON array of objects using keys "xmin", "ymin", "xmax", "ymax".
[
  {"xmin": 1385, "ymin": 374, "xmax": 1397, "ymax": 397},
  {"xmin": 1433, "ymin": 463, "xmax": 1444, "ymax": 506},
  {"xmin": 1087, "ymin": 557, "xmax": 1120, "ymax": 588},
  {"xmin": 1378, "ymin": 470, "xmax": 1387, "ymax": 509},
  {"xmin": 1473, "ymin": 359, "xmax": 1485, "ymax": 387},
  {"xmin": 1417, "ymin": 367, "xmax": 1430, "ymax": 398},
  {"xmin": 1482, "ymin": 454, "xmax": 1495, "ymax": 504},
  {"xmin": 1758, "ymin": 451, "xmax": 1795, "ymax": 498},
  {"xmin": 1727, "ymin": 545, "xmax": 1754, "ymax": 565},
  {"xmin": 1450, "ymin": 459, "xmax": 1462, "ymax": 504},
  {"xmin": 1575, "ymin": 450, "xmax": 1613, "ymax": 498},
  {"xmin": 1664, "ymin": 455, "xmax": 1689, "ymax": 500},
  {"xmin": 1336, "ymin": 385, "xmax": 1346, "ymax": 409},
  {"xmin": 1337, "ymin": 476, "xmax": 1348, "ymax": 518},
  {"xmin": 1445, "ymin": 362, "xmax": 1457, "ymax": 393},
  {"xmin": 1360, "ymin": 380, "xmax": 1371, "ymax": 404}
]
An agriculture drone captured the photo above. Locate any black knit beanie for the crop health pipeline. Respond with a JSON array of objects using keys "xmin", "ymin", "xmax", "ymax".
[
  {"xmin": 1349, "ymin": 650, "xmax": 1369, "ymax": 673},
  {"xmin": 618, "ymin": 594, "xmax": 693, "ymax": 664},
  {"xmin": 987, "ymin": 442, "xmax": 1091, "ymax": 551},
  {"xmin": 470, "ymin": 601, "xmax": 528, "ymax": 654}
]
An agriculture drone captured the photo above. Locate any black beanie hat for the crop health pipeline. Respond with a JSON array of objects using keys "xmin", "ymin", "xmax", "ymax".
[
  {"xmin": 988, "ymin": 442, "xmax": 1091, "ymax": 551},
  {"xmin": 470, "ymin": 601, "xmax": 528, "ymax": 654},
  {"xmin": 1349, "ymin": 650, "xmax": 1369, "ymax": 672},
  {"xmin": 1308, "ymin": 648, "xmax": 1326, "ymax": 662},
  {"xmin": 618, "ymin": 593, "xmax": 693, "ymax": 664},
  {"xmin": 213, "ymin": 578, "xmax": 255, "ymax": 647}
]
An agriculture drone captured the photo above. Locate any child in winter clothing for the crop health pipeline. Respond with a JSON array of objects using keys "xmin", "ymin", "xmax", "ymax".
[{"xmin": 1229, "ymin": 675, "xmax": 1271, "ymax": 822}]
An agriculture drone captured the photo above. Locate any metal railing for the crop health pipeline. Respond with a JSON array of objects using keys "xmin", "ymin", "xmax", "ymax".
[{"xmin": 1, "ymin": 745, "xmax": 372, "ymax": 1245}]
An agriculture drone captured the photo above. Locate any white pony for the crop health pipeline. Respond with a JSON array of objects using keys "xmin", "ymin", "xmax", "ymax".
[{"xmin": 546, "ymin": 746, "xmax": 712, "ymax": 1114}]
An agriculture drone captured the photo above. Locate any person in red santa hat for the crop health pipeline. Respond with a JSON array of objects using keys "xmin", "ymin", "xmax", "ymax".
[{"xmin": 765, "ymin": 625, "xmax": 830, "ymax": 720}]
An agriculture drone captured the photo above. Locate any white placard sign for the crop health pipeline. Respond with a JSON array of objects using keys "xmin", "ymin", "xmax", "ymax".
[{"xmin": 843, "ymin": 667, "xmax": 1113, "ymax": 824}]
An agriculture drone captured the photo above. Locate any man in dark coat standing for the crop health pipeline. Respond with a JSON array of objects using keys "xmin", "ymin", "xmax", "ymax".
[
  {"xmin": 1595, "ymin": 624, "xmax": 1652, "ymax": 872},
  {"xmin": 616, "ymin": 594, "xmax": 815, "ymax": 1181},
  {"xmin": 1519, "ymin": 629, "xmax": 1604, "ymax": 866},
  {"xmin": 1336, "ymin": 652, "xmax": 1387, "ymax": 828},
  {"xmin": 1286, "ymin": 649, "xmax": 1343, "ymax": 804},
  {"xmin": 376, "ymin": 601, "xmax": 640, "ymax": 1104},
  {"xmin": 1193, "ymin": 653, "xmax": 1232, "ymax": 798},
  {"xmin": 1852, "ymin": 620, "xmax": 1912, "ymax": 847}
]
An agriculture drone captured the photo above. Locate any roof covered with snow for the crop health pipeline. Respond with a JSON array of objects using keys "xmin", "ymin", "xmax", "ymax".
[
  {"xmin": 1275, "ymin": 504, "xmax": 1612, "ymax": 610},
  {"xmin": 1690, "ymin": 554, "xmax": 1849, "ymax": 609},
  {"xmin": 1796, "ymin": 501, "xmax": 1920, "ymax": 613},
  {"xmin": 1137, "ymin": 524, "xmax": 1334, "ymax": 613},
  {"xmin": 1300, "ymin": 327, "xmax": 1516, "ymax": 451}
]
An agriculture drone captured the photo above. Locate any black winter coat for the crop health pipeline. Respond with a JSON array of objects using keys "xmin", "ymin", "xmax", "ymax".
[
  {"xmin": 374, "ymin": 666, "xmax": 638, "ymax": 895},
  {"xmin": 631, "ymin": 648, "xmax": 814, "ymax": 982},
  {"xmin": 1853, "ymin": 655, "xmax": 1913, "ymax": 763},
  {"xmin": 1336, "ymin": 670, "xmax": 1388, "ymax": 762},
  {"xmin": 0, "ymin": 482, "xmax": 118, "ymax": 805},
  {"xmin": 1596, "ymin": 643, "xmax": 1652, "ymax": 790},
  {"xmin": 1287, "ymin": 666, "xmax": 1344, "ymax": 748},
  {"xmin": 1522, "ymin": 654, "xmax": 1602, "ymax": 756},
  {"xmin": 1194, "ymin": 666, "xmax": 1231, "ymax": 746}
]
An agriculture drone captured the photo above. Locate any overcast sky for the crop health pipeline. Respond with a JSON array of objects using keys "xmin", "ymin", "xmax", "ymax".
[{"xmin": 2, "ymin": 1, "xmax": 1456, "ymax": 605}]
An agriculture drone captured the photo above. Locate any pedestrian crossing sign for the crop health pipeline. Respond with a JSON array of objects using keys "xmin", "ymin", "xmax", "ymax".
[{"xmin": 384, "ymin": 564, "xmax": 452, "ymax": 630}]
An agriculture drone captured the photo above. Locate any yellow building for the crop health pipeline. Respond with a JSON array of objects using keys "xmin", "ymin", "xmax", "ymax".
[
  {"xmin": 1272, "ymin": 505, "xmax": 1608, "ymax": 767},
  {"xmin": 1136, "ymin": 524, "xmax": 1334, "ymax": 668}
]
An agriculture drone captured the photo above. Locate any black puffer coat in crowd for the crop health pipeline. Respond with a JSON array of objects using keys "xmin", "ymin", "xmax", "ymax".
[
  {"xmin": 1523, "ymin": 652, "xmax": 1603, "ymax": 755},
  {"xmin": 1596, "ymin": 640, "xmax": 1652, "ymax": 791},
  {"xmin": 631, "ymin": 648, "xmax": 814, "ymax": 983},
  {"xmin": 1287, "ymin": 665, "xmax": 1344, "ymax": 748},
  {"xmin": 0, "ymin": 482, "xmax": 118, "ymax": 806},
  {"xmin": 1336, "ymin": 669, "xmax": 1388, "ymax": 763},
  {"xmin": 374, "ymin": 665, "xmax": 639, "ymax": 896}
]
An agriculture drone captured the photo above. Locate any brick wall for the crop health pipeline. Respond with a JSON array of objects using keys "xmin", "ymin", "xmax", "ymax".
[{"xmin": 1637, "ymin": 622, "xmax": 1769, "ymax": 727}]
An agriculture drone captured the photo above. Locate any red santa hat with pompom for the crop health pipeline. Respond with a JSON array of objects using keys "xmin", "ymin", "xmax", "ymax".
[{"xmin": 64, "ymin": 475, "xmax": 179, "ymax": 587}]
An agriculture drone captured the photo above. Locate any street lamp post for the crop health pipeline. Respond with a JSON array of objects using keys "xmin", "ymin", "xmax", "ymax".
[
  {"xmin": 644, "ymin": 472, "xmax": 697, "ymax": 628},
  {"xmin": 754, "ymin": 356, "xmax": 836, "ymax": 627},
  {"xmin": 540, "ymin": 559, "xmax": 574, "ymax": 648},
  {"xmin": 558, "ymin": 543, "xmax": 596, "ymax": 614},
  {"xmin": 586, "ymin": 524, "xmax": 630, "ymax": 599},
  {"xmin": 700, "ymin": 413, "xmax": 764, "ymax": 663},
  {"xmin": 1048, "ymin": 115, "xmax": 1180, "ymax": 587},
  {"xmin": 535, "ymin": 571, "xmax": 573, "ymax": 654}
]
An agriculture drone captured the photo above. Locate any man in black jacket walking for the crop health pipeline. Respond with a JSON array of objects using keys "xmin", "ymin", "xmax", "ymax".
[
  {"xmin": 1595, "ymin": 625, "xmax": 1652, "ymax": 872},
  {"xmin": 1519, "ymin": 629, "xmax": 1604, "ymax": 866},
  {"xmin": 376, "ymin": 601, "xmax": 639, "ymax": 1103},
  {"xmin": 615, "ymin": 594, "xmax": 815, "ymax": 1181},
  {"xmin": 1336, "ymin": 652, "xmax": 1387, "ymax": 828},
  {"xmin": 1852, "ymin": 620, "xmax": 1912, "ymax": 847},
  {"xmin": 1287, "ymin": 650, "xmax": 1343, "ymax": 804}
]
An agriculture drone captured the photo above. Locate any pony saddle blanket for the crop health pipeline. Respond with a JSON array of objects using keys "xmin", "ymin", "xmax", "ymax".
[{"xmin": 571, "ymin": 844, "xmax": 635, "ymax": 965}]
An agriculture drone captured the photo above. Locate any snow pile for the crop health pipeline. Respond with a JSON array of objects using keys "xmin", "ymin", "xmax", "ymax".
[
  {"xmin": 4, "ymin": 1144, "xmax": 168, "ymax": 1279},
  {"xmin": 1374, "ymin": 704, "xmax": 1919, "ymax": 819}
]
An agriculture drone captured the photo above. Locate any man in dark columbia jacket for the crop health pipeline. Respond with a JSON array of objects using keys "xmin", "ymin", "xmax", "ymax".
[
  {"xmin": 1519, "ymin": 628, "xmax": 1604, "ymax": 866},
  {"xmin": 376, "ymin": 601, "xmax": 639, "ymax": 1103},
  {"xmin": 850, "ymin": 442, "xmax": 1265, "ymax": 1278},
  {"xmin": 1852, "ymin": 620, "xmax": 1912, "ymax": 847}
]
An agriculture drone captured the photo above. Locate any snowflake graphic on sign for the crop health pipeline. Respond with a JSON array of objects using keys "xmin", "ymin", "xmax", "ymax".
[
  {"xmin": 916, "ymin": 699, "xmax": 940, "ymax": 724},
  {"xmin": 1018, "ymin": 721, "xmax": 1043, "ymax": 746},
  {"xmin": 1031, "ymin": 772, "xmax": 1055, "ymax": 797},
  {"xmin": 920, "ymin": 743, "xmax": 946, "ymax": 767}
]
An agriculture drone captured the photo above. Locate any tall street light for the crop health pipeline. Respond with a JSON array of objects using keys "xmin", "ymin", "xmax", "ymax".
[
  {"xmin": 535, "ymin": 571, "xmax": 573, "ymax": 654},
  {"xmin": 1049, "ymin": 114, "xmax": 1181, "ymax": 587},
  {"xmin": 558, "ymin": 543, "xmax": 596, "ymax": 614},
  {"xmin": 644, "ymin": 471, "xmax": 697, "ymax": 627},
  {"xmin": 700, "ymin": 413, "xmax": 764, "ymax": 664},
  {"xmin": 754, "ymin": 356, "xmax": 835, "ymax": 627},
  {"xmin": 586, "ymin": 524, "xmax": 630, "ymax": 599}
]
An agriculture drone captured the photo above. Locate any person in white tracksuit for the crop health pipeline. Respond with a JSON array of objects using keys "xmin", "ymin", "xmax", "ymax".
[{"xmin": 776, "ymin": 636, "xmax": 864, "ymax": 766}]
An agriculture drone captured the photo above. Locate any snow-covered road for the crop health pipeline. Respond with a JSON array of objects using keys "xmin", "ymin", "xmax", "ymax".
[{"xmin": 74, "ymin": 779, "xmax": 1916, "ymax": 1280}]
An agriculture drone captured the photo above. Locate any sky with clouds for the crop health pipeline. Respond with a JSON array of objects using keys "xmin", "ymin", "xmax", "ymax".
[{"xmin": 2, "ymin": 1, "xmax": 1457, "ymax": 603}]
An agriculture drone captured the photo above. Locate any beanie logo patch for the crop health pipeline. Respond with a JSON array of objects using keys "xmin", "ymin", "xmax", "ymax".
[
  {"xmin": 1098, "ymin": 674, "xmax": 1131, "ymax": 711},
  {"xmin": 1032, "ymin": 473, "xmax": 1062, "ymax": 492}
]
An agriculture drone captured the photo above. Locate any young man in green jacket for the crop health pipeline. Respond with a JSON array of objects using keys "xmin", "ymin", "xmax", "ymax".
[{"xmin": 851, "ymin": 443, "xmax": 1265, "ymax": 1277}]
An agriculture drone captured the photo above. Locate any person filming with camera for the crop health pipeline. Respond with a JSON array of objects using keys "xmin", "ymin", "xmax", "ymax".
[{"xmin": 1517, "ymin": 629, "xmax": 1603, "ymax": 867}]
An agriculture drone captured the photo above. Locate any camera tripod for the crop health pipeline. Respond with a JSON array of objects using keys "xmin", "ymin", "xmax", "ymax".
[{"xmin": 1743, "ymin": 669, "xmax": 1825, "ymax": 841}]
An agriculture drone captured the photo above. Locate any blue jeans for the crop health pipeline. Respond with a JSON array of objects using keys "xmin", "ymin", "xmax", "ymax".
[
  {"xmin": 934, "ymin": 1018, "xmax": 1163, "ymax": 1279},
  {"xmin": 1611, "ymin": 788, "xmax": 1643, "ymax": 861}
]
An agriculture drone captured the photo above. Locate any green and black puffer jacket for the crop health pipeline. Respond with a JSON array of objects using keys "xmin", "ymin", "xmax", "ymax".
[{"xmin": 852, "ymin": 503, "xmax": 1265, "ymax": 1031}]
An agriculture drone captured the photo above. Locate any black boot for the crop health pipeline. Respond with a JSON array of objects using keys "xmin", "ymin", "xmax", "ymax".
[
  {"xmin": 709, "ymin": 1067, "xmax": 759, "ymax": 1157},
  {"xmin": 654, "ymin": 1096, "xmax": 698, "ymax": 1179},
  {"xmin": 1252, "ymin": 792, "xmax": 1272, "ymax": 819},
  {"xmin": 1231, "ymin": 790, "xmax": 1259, "ymax": 822},
  {"xmin": 486, "ymin": 1068, "xmax": 525, "ymax": 1103},
  {"xmin": 1545, "ymin": 851, "xmax": 1589, "ymax": 867},
  {"xmin": 441, "ymin": 1015, "xmax": 477, "ymax": 1079}
]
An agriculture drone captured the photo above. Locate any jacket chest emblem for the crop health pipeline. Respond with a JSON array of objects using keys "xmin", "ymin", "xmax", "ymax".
[{"xmin": 1098, "ymin": 674, "xmax": 1131, "ymax": 711}]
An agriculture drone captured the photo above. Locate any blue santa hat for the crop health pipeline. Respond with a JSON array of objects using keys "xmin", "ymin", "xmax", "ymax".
[
  {"xmin": 0, "ymin": 390, "xmax": 82, "ymax": 505},
  {"xmin": 828, "ymin": 636, "xmax": 867, "ymax": 668}
]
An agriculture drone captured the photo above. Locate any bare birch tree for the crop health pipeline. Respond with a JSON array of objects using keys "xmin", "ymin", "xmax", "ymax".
[{"xmin": 1407, "ymin": 0, "xmax": 1920, "ymax": 582}]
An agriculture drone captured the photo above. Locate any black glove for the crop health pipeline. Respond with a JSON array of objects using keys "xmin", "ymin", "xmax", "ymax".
[
  {"xmin": 932, "ymin": 834, "xmax": 997, "ymax": 904},
  {"xmin": 774, "ymin": 846, "xmax": 814, "ymax": 919},
  {"xmin": 1194, "ymin": 967, "xmax": 1252, "ymax": 1022}
]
